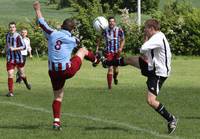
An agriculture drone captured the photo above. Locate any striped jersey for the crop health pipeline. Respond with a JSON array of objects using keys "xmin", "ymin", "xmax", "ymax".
[
  {"xmin": 103, "ymin": 26, "xmax": 124, "ymax": 53},
  {"xmin": 6, "ymin": 32, "xmax": 25, "ymax": 63},
  {"xmin": 38, "ymin": 18, "xmax": 77, "ymax": 71},
  {"xmin": 140, "ymin": 31, "xmax": 171, "ymax": 77}
]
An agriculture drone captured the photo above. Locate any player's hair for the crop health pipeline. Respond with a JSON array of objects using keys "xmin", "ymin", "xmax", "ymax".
[
  {"xmin": 108, "ymin": 16, "xmax": 115, "ymax": 22},
  {"xmin": 144, "ymin": 19, "xmax": 160, "ymax": 31},
  {"xmin": 61, "ymin": 18, "xmax": 76, "ymax": 32},
  {"xmin": 21, "ymin": 28, "xmax": 27, "ymax": 32},
  {"xmin": 9, "ymin": 21, "xmax": 16, "ymax": 26}
]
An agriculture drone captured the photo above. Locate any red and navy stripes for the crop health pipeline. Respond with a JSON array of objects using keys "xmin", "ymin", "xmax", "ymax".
[
  {"xmin": 103, "ymin": 27, "xmax": 124, "ymax": 53},
  {"xmin": 6, "ymin": 32, "xmax": 24, "ymax": 63},
  {"xmin": 49, "ymin": 61, "xmax": 70, "ymax": 71}
]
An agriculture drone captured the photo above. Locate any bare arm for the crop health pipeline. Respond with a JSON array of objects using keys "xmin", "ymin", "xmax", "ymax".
[
  {"xmin": 33, "ymin": 1, "xmax": 43, "ymax": 19},
  {"xmin": 119, "ymin": 38, "xmax": 125, "ymax": 53}
]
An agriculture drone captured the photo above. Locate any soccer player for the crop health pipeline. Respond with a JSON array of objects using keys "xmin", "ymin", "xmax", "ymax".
[
  {"xmin": 5, "ymin": 22, "xmax": 31, "ymax": 97},
  {"xmin": 95, "ymin": 16, "xmax": 125, "ymax": 89},
  {"xmin": 103, "ymin": 19, "xmax": 178, "ymax": 134},
  {"xmin": 16, "ymin": 29, "xmax": 32, "ymax": 83},
  {"xmin": 33, "ymin": 1, "xmax": 101, "ymax": 130}
]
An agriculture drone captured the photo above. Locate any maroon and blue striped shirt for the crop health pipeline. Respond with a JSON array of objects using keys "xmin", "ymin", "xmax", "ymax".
[
  {"xmin": 6, "ymin": 32, "xmax": 25, "ymax": 63},
  {"xmin": 103, "ymin": 26, "xmax": 124, "ymax": 53}
]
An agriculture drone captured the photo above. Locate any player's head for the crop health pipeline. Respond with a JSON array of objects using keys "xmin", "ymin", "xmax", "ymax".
[
  {"xmin": 144, "ymin": 19, "xmax": 160, "ymax": 38},
  {"xmin": 61, "ymin": 18, "xmax": 76, "ymax": 32},
  {"xmin": 9, "ymin": 22, "xmax": 17, "ymax": 33},
  {"xmin": 21, "ymin": 29, "xmax": 28, "ymax": 38},
  {"xmin": 108, "ymin": 16, "xmax": 116, "ymax": 29}
]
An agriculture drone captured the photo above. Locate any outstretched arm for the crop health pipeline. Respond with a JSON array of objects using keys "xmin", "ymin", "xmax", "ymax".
[
  {"xmin": 33, "ymin": 1, "xmax": 43, "ymax": 19},
  {"xmin": 33, "ymin": 1, "xmax": 53, "ymax": 36}
]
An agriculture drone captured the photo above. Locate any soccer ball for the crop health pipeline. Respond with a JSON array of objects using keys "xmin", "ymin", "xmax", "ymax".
[{"xmin": 93, "ymin": 16, "xmax": 108, "ymax": 32}]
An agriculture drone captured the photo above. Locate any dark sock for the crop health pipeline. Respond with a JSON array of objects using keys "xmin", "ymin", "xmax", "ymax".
[
  {"xmin": 113, "ymin": 71, "xmax": 118, "ymax": 79},
  {"xmin": 155, "ymin": 103, "xmax": 174, "ymax": 122},
  {"xmin": 21, "ymin": 76, "xmax": 29, "ymax": 85}
]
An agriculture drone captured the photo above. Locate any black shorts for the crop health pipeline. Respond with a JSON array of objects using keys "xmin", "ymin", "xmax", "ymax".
[
  {"xmin": 146, "ymin": 75, "xmax": 167, "ymax": 96},
  {"xmin": 139, "ymin": 56, "xmax": 167, "ymax": 96}
]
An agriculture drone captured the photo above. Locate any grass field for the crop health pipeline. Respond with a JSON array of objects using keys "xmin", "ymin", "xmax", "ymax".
[
  {"xmin": 0, "ymin": 0, "xmax": 75, "ymax": 25},
  {"xmin": 0, "ymin": 57, "xmax": 200, "ymax": 139}
]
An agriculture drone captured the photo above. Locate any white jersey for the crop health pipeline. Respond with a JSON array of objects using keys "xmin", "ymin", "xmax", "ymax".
[
  {"xmin": 140, "ymin": 31, "xmax": 171, "ymax": 77},
  {"xmin": 21, "ymin": 37, "xmax": 31, "ymax": 56}
]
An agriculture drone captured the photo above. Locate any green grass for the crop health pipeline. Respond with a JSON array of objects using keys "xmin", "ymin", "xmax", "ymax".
[
  {"xmin": 0, "ymin": 57, "xmax": 200, "ymax": 139},
  {"xmin": 0, "ymin": 0, "xmax": 76, "ymax": 26}
]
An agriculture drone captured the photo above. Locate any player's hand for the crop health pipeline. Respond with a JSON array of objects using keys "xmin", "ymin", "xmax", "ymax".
[
  {"xmin": 118, "ymin": 47, "xmax": 123, "ymax": 53},
  {"xmin": 30, "ymin": 54, "xmax": 33, "ymax": 58},
  {"xmin": 33, "ymin": 1, "xmax": 40, "ymax": 10}
]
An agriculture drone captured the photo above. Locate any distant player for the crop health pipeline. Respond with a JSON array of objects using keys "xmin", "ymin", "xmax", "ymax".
[
  {"xmin": 95, "ymin": 16, "xmax": 125, "ymax": 89},
  {"xmin": 33, "ymin": 1, "xmax": 101, "ymax": 130},
  {"xmin": 5, "ymin": 22, "xmax": 31, "ymax": 97},
  {"xmin": 16, "ymin": 29, "xmax": 32, "ymax": 83},
  {"xmin": 103, "ymin": 19, "xmax": 178, "ymax": 134}
]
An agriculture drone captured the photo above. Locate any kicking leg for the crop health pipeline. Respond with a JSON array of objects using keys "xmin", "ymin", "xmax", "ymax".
[
  {"xmin": 18, "ymin": 67, "xmax": 31, "ymax": 90},
  {"xmin": 124, "ymin": 56, "xmax": 140, "ymax": 69},
  {"xmin": 102, "ymin": 56, "xmax": 140, "ymax": 69}
]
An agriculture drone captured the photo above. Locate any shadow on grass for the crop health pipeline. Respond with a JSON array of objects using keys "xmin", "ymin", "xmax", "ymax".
[
  {"xmin": 0, "ymin": 124, "xmax": 41, "ymax": 130},
  {"xmin": 84, "ymin": 126, "xmax": 129, "ymax": 132},
  {"xmin": 0, "ymin": 123, "xmax": 129, "ymax": 133},
  {"xmin": 180, "ymin": 116, "xmax": 200, "ymax": 120}
]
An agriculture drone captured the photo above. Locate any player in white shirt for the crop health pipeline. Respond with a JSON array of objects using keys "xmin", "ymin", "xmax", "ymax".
[
  {"xmin": 102, "ymin": 19, "xmax": 177, "ymax": 134},
  {"xmin": 16, "ymin": 29, "xmax": 32, "ymax": 83}
]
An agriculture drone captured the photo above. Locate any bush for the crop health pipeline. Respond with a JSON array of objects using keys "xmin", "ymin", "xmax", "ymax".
[
  {"xmin": 0, "ymin": 19, "xmax": 59, "ymax": 56},
  {"xmin": 152, "ymin": 1, "xmax": 200, "ymax": 55},
  {"xmin": 118, "ymin": 9, "xmax": 143, "ymax": 54},
  {"xmin": 71, "ymin": 0, "xmax": 107, "ymax": 50}
]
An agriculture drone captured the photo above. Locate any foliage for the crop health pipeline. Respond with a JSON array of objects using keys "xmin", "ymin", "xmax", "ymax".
[
  {"xmin": 152, "ymin": 0, "xmax": 200, "ymax": 55},
  {"xmin": 0, "ymin": 19, "xmax": 59, "ymax": 56},
  {"xmin": 70, "ymin": 0, "xmax": 107, "ymax": 50},
  {"xmin": 57, "ymin": 0, "xmax": 160, "ymax": 14},
  {"xmin": 0, "ymin": 26, "xmax": 7, "ymax": 53},
  {"xmin": 57, "ymin": 0, "xmax": 70, "ymax": 9},
  {"xmin": 118, "ymin": 8, "xmax": 143, "ymax": 54},
  {"xmin": 100, "ymin": 0, "xmax": 160, "ymax": 14}
]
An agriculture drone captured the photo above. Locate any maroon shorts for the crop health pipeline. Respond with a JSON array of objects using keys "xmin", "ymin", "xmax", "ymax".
[
  {"xmin": 7, "ymin": 62, "xmax": 25, "ymax": 71},
  {"xmin": 48, "ymin": 56, "xmax": 82, "ymax": 91},
  {"xmin": 105, "ymin": 52, "xmax": 120, "ymax": 61}
]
